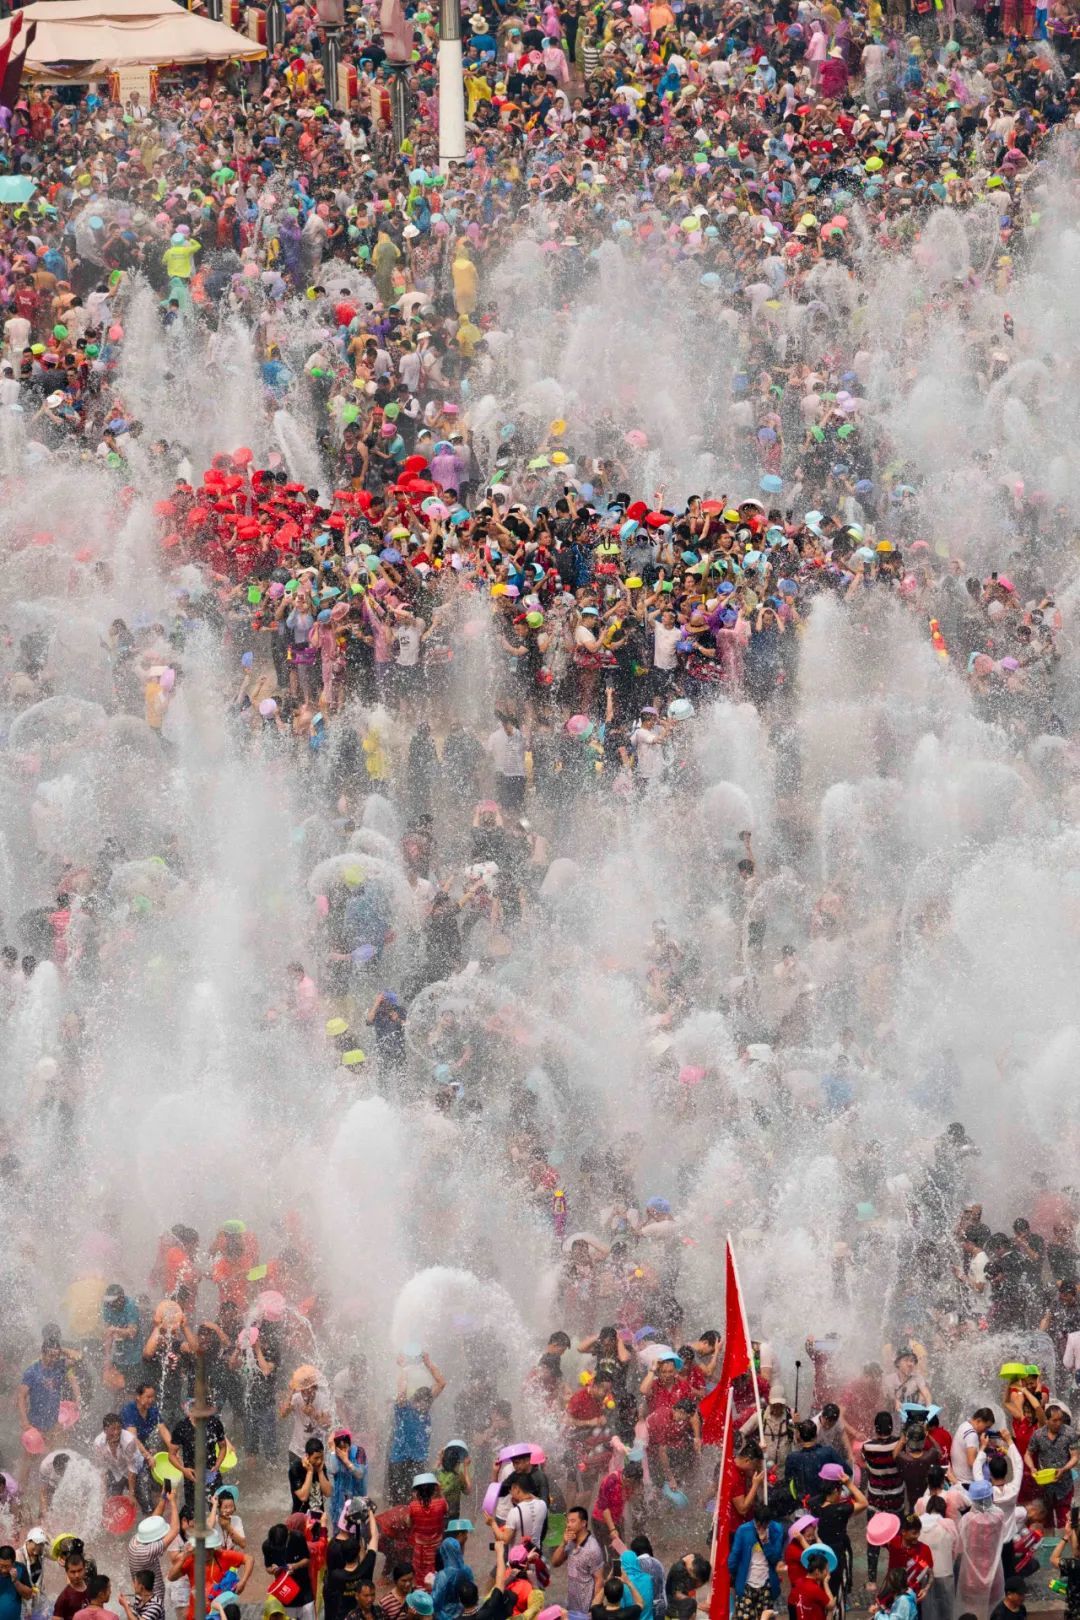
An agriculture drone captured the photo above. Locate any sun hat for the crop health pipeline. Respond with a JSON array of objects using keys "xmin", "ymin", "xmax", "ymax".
[{"xmin": 136, "ymin": 1516, "xmax": 169, "ymax": 1544}]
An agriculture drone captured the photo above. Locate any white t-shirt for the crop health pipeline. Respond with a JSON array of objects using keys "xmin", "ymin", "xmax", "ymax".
[
  {"xmin": 93, "ymin": 1429, "xmax": 143, "ymax": 1483},
  {"xmin": 287, "ymin": 1386, "xmax": 332, "ymax": 1455},
  {"xmin": 631, "ymin": 725, "xmax": 665, "ymax": 779},
  {"xmin": 503, "ymin": 1495, "xmax": 548, "ymax": 1549},
  {"xmin": 951, "ymin": 1420, "xmax": 980, "ymax": 1483},
  {"xmin": 5, "ymin": 315, "xmax": 30, "ymax": 355},
  {"xmin": 652, "ymin": 622, "xmax": 680, "ymax": 670},
  {"xmin": 394, "ymin": 624, "xmax": 421, "ymax": 667},
  {"xmin": 487, "ymin": 726, "xmax": 526, "ymax": 778}
]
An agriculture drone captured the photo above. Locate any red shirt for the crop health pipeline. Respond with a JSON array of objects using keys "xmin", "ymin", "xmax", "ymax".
[
  {"xmin": 792, "ymin": 1576, "xmax": 831, "ymax": 1620},
  {"xmin": 176, "ymin": 1548, "xmax": 246, "ymax": 1620},
  {"xmin": 646, "ymin": 1375, "xmax": 692, "ymax": 1415},
  {"xmin": 646, "ymin": 1406, "xmax": 693, "ymax": 1449},
  {"xmin": 886, "ymin": 1537, "xmax": 933, "ymax": 1598}
]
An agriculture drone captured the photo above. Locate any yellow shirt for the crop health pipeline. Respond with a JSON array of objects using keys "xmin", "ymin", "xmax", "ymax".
[{"xmin": 162, "ymin": 238, "xmax": 201, "ymax": 279}]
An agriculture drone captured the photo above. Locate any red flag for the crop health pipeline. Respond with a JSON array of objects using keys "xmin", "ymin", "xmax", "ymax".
[
  {"xmin": 0, "ymin": 16, "xmax": 34, "ymax": 113},
  {"xmin": 699, "ymin": 1237, "xmax": 752, "ymax": 1445},
  {"xmin": 0, "ymin": 14, "xmax": 24, "ymax": 109},
  {"xmin": 708, "ymin": 1386, "xmax": 739, "ymax": 1620}
]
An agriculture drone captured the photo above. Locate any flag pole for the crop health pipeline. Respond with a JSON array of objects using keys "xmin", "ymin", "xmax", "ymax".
[
  {"xmin": 725, "ymin": 1234, "xmax": 768, "ymax": 1502},
  {"xmin": 708, "ymin": 1383, "xmax": 734, "ymax": 1575}
]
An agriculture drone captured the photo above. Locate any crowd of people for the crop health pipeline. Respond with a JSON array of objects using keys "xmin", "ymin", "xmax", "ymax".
[{"xmin": 0, "ymin": 0, "xmax": 1078, "ymax": 1619}]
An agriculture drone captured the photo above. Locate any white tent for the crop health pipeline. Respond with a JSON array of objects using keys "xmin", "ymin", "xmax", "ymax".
[{"xmin": 21, "ymin": 0, "xmax": 265, "ymax": 71}]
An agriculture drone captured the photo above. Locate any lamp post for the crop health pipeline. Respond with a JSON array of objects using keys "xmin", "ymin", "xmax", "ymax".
[{"xmin": 437, "ymin": 0, "xmax": 465, "ymax": 172}]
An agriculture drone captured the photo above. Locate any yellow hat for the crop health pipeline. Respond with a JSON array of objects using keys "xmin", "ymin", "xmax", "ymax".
[
  {"xmin": 625, "ymin": 576, "xmax": 643, "ymax": 589},
  {"xmin": 492, "ymin": 582, "xmax": 507, "ymax": 596},
  {"xmin": 549, "ymin": 418, "xmax": 567, "ymax": 436},
  {"xmin": 723, "ymin": 508, "xmax": 740, "ymax": 523},
  {"xmin": 551, "ymin": 451, "xmax": 568, "ymax": 465},
  {"xmin": 876, "ymin": 540, "xmax": 895, "ymax": 553}
]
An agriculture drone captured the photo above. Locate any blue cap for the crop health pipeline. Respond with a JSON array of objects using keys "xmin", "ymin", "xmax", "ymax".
[{"xmin": 968, "ymin": 1480, "xmax": 993, "ymax": 1502}]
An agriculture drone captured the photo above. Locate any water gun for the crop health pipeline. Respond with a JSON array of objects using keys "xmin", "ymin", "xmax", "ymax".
[{"xmin": 929, "ymin": 618, "xmax": 949, "ymax": 662}]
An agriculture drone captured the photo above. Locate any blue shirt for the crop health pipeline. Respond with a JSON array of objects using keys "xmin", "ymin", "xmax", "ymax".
[
  {"xmin": 619, "ymin": 1552, "xmax": 654, "ymax": 1616},
  {"xmin": 328, "ymin": 1444, "xmax": 368, "ymax": 1524},
  {"xmin": 0, "ymin": 1565, "xmax": 27, "ymax": 1620},
  {"xmin": 121, "ymin": 1398, "xmax": 162, "ymax": 1448},
  {"xmin": 103, "ymin": 1298, "xmax": 143, "ymax": 1368},
  {"xmin": 388, "ymin": 1401, "xmax": 431, "ymax": 1464},
  {"xmin": 21, "ymin": 1361, "xmax": 67, "ymax": 1430}
]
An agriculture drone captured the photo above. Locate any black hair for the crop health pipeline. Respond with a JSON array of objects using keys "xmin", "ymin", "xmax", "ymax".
[
  {"xmin": 630, "ymin": 1536, "xmax": 653, "ymax": 1557},
  {"xmin": 804, "ymin": 1555, "xmax": 828, "ymax": 1576},
  {"xmin": 86, "ymin": 1576, "xmax": 111, "ymax": 1602},
  {"xmin": 926, "ymin": 1465, "xmax": 946, "ymax": 1489},
  {"xmin": 972, "ymin": 1408, "xmax": 995, "ymax": 1424},
  {"xmin": 604, "ymin": 1578, "xmax": 626, "ymax": 1605},
  {"xmin": 878, "ymin": 1572, "xmax": 909, "ymax": 1605},
  {"xmin": 924, "ymin": 1497, "xmax": 946, "ymax": 1517},
  {"xmin": 458, "ymin": 1582, "xmax": 479, "ymax": 1609},
  {"xmin": 873, "ymin": 1411, "xmax": 895, "ymax": 1437},
  {"xmin": 988, "ymin": 1456, "xmax": 1008, "ymax": 1480},
  {"xmin": 133, "ymin": 1571, "xmax": 156, "ymax": 1593},
  {"xmin": 822, "ymin": 1404, "xmax": 840, "ymax": 1422},
  {"xmin": 0, "ymin": 1549, "xmax": 14, "ymax": 1562},
  {"xmin": 567, "ymin": 1507, "xmax": 589, "ymax": 1523},
  {"xmin": 391, "ymin": 1565, "xmax": 414, "ymax": 1583},
  {"xmin": 103, "ymin": 1412, "xmax": 122, "ymax": 1427},
  {"xmin": 304, "ymin": 1437, "xmax": 324, "ymax": 1456},
  {"xmin": 752, "ymin": 1501, "xmax": 772, "ymax": 1525},
  {"xmin": 798, "ymin": 1420, "xmax": 818, "ymax": 1443}
]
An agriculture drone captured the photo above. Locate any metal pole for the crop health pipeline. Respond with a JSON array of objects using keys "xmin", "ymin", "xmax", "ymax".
[
  {"xmin": 193, "ymin": 1351, "xmax": 210, "ymax": 1620},
  {"xmin": 437, "ymin": 0, "xmax": 465, "ymax": 172},
  {"xmin": 323, "ymin": 25, "xmax": 340, "ymax": 109},
  {"xmin": 388, "ymin": 60, "xmax": 408, "ymax": 150}
]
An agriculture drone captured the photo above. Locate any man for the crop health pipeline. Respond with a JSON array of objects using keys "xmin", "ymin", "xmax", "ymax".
[
  {"xmin": 986, "ymin": 1233, "xmax": 1027, "ymax": 1330},
  {"xmin": 551, "ymin": 1506, "xmax": 603, "ymax": 1615},
  {"xmin": 784, "ymin": 1420, "xmax": 846, "ymax": 1508},
  {"xmin": 664, "ymin": 1554, "xmax": 711, "ymax": 1613},
  {"xmin": 52, "ymin": 1547, "xmax": 89, "ymax": 1620},
  {"xmin": 645, "ymin": 1399, "xmax": 698, "ymax": 1498},
  {"xmin": 485, "ymin": 712, "xmax": 527, "ymax": 814},
  {"xmin": 101, "ymin": 1286, "xmax": 144, "ymax": 1389},
  {"xmin": 126, "ymin": 1502, "xmax": 180, "ymax": 1606},
  {"xmin": 379, "ymin": 1565, "xmax": 415, "ymax": 1620},
  {"xmin": 742, "ymin": 1387, "xmax": 794, "ymax": 1471},
  {"xmin": 288, "ymin": 1437, "xmax": 331, "ymax": 1515},
  {"xmin": 0, "ymin": 1546, "xmax": 32, "ymax": 1620},
  {"xmin": 387, "ymin": 1354, "xmax": 446, "ymax": 1504},
  {"xmin": 93, "ymin": 1414, "xmax": 142, "ymax": 1505},
  {"xmin": 885, "ymin": 1350, "xmax": 931, "ymax": 1412},
  {"xmin": 166, "ymin": 1399, "xmax": 227, "ymax": 1513},
  {"xmin": 117, "ymin": 1569, "xmax": 163, "ymax": 1620},
  {"xmin": 69, "ymin": 1573, "xmax": 114, "ymax": 1620},
  {"xmin": 990, "ymin": 1576, "xmax": 1028, "ymax": 1620},
  {"xmin": 490, "ymin": 1475, "xmax": 547, "ymax": 1551},
  {"xmin": 18, "ymin": 1336, "xmax": 75, "ymax": 1458},
  {"xmin": 280, "ymin": 1370, "xmax": 333, "ymax": 1465},
  {"xmin": 951, "ymin": 1407, "xmax": 996, "ymax": 1484},
  {"xmin": 1025, "ymin": 1400, "xmax": 1079, "ymax": 1527},
  {"xmin": 886, "ymin": 1513, "xmax": 933, "ymax": 1604}
]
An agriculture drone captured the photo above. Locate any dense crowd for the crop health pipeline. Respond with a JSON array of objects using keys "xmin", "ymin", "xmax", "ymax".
[{"xmin": 0, "ymin": 4, "xmax": 1078, "ymax": 1620}]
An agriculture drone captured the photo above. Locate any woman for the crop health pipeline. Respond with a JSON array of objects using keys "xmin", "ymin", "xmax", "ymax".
[
  {"xmin": 955, "ymin": 1482, "xmax": 1005, "ymax": 1620},
  {"xmin": 407, "ymin": 1474, "xmax": 448, "ymax": 1586},
  {"xmin": 435, "ymin": 1444, "xmax": 471, "ymax": 1520},
  {"xmin": 871, "ymin": 1570, "xmax": 916, "ymax": 1620},
  {"xmin": 918, "ymin": 1498, "xmax": 958, "ymax": 1620}
]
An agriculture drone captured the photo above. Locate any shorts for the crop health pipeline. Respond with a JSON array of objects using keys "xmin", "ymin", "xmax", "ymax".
[{"xmin": 496, "ymin": 775, "xmax": 526, "ymax": 812}]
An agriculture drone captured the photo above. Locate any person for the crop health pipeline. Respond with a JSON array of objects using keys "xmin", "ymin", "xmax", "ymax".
[
  {"xmin": 167, "ymin": 1523, "xmax": 251, "ymax": 1620},
  {"xmin": 261, "ymin": 1523, "xmax": 311, "ymax": 1620},
  {"xmin": 117, "ymin": 1568, "xmax": 164, "ymax": 1620},
  {"xmin": 69, "ymin": 1572, "xmax": 114, "ymax": 1620},
  {"xmin": 953, "ymin": 1412, "xmax": 997, "ymax": 1486},
  {"xmin": 288, "ymin": 1438, "xmax": 331, "ymax": 1515},
  {"xmin": 127, "ymin": 1504, "xmax": 181, "ymax": 1607},
  {"xmin": 988, "ymin": 1577, "xmax": 1027, "ymax": 1620},
  {"xmin": 956, "ymin": 1482, "xmax": 1006, "ymax": 1620},
  {"xmin": 387, "ymin": 1358, "xmax": 446, "ymax": 1505},
  {"xmin": 791, "ymin": 1550, "xmax": 836, "ymax": 1620},
  {"xmin": 1024, "ymin": 1401, "xmax": 1078, "ymax": 1528},
  {"xmin": 871, "ymin": 1569, "xmax": 917, "ymax": 1620},
  {"xmin": 19, "ymin": 1337, "xmax": 75, "ymax": 1454},
  {"xmin": 918, "ymin": 1499, "xmax": 960, "ymax": 1620},
  {"xmin": 166, "ymin": 1400, "xmax": 227, "ymax": 1512},
  {"xmin": 431, "ymin": 1522, "xmax": 474, "ymax": 1620},
  {"xmin": 728, "ymin": 1502, "xmax": 785, "ymax": 1620},
  {"xmin": 281, "ymin": 1373, "xmax": 332, "ymax": 1466},
  {"xmin": 323, "ymin": 1537, "xmax": 374, "ymax": 1620},
  {"xmin": 94, "ymin": 1413, "xmax": 142, "ymax": 1504},
  {"xmin": 550, "ymin": 1506, "xmax": 604, "ymax": 1615},
  {"xmin": 436, "ymin": 1444, "xmax": 471, "ymax": 1520},
  {"xmin": 589, "ymin": 1572, "xmax": 644, "ymax": 1620},
  {"xmin": 0, "ymin": 1548, "xmax": 32, "ymax": 1620},
  {"xmin": 380, "ymin": 1565, "xmax": 416, "ymax": 1620},
  {"xmin": 53, "ymin": 1548, "xmax": 89, "ymax": 1620},
  {"xmin": 817, "ymin": 1469, "xmax": 867, "ymax": 1606},
  {"xmin": 1049, "ymin": 1504, "xmax": 1080, "ymax": 1620},
  {"xmin": 785, "ymin": 1423, "xmax": 846, "ymax": 1510},
  {"xmin": 120, "ymin": 1388, "xmax": 170, "ymax": 1483},
  {"xmin": 407, "ymin": 1475, "xmax": 448, "ymax": 1587},
  {"xmin": 491, "ymin": 1474, "xmax": 548, "ymax": 1552}
]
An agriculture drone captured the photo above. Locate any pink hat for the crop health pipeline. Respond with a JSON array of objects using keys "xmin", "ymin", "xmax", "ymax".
[{"xmin": 787, "ymin": 1515, "xmax": 818, "ymax": 1544}]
